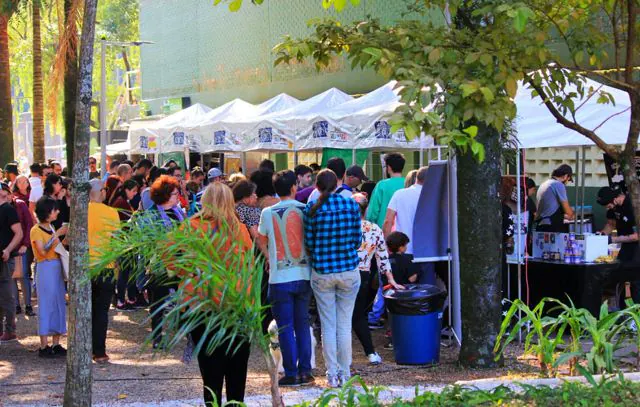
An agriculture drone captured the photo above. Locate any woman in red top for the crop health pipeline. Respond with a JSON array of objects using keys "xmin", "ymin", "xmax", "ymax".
[
  {"xmin": 12, "ymin": 175, "xmax": 31, "ymax": 202},
  {"xmin": 110, "ymin": 179, "xmax": 139, "ymax": 222},
  {"xmin": 11, "ymin": 192, "xmax": 35, "ymax": 316},
  {"xmin": 177, "ymin": 182, "xmax": 252, "ymax": 406},
  {"xmin": 103, "ymin": 175, "xmax": 122, "ymax": 207}
]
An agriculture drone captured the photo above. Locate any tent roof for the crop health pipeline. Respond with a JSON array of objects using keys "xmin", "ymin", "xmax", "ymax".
[
  {"xmin": 515, "ymin": 76, "xmax": 631, "ymax": 149},
  {"xmin": 196, "ymin": 98, "xmax": 259, "ymax": 125},
  {"xmin": 155, "ymin": 103, "xmax": 213, "ymax": 128},
  {"xmin": 255, "ymin": 93, "xmax": 300, "ymax": 115}
]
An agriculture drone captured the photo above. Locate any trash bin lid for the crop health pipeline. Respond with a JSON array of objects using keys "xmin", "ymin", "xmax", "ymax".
[
  {"xmin": 384, "ymin": 284, "xmax": 447, "ymax": 315},
  {"xmin": 383, "ymin": 284, "xmax": 447, "ymax": 300}
]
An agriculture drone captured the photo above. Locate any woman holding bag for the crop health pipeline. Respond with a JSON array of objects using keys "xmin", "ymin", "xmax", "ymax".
[{"xmin": 30, "ymin": 196, "xmax": 67, "ymax": 358}]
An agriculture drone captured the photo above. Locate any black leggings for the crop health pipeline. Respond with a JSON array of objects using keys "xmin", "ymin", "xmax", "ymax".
[
  {"xmin": 191, "ymin": 324, "xmax": 251, "ymax": 406},
  {"xmin": 148, "ymin": 279, "xmax": 177, "ymax": 343},
  {"xmin": 352, "ymin": 271, "xmax": 375, "ymax": 355},
  {"xmin": 116, "ymin": 266, "xmax": 139, "ymax": 304}
]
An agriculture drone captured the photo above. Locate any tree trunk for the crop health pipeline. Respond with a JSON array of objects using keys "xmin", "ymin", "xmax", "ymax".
[
  {"xmin": 0, "ymin": 15, "xmax": 14, "ymax": 166},
  {"xmin": 261, "ymin": 348, "xmax": 284, "ymax": 407},
  {"xmin": 64, "ymin": 0, "xmax": 79, "ymax": 176},
  {"xmin": 63, "ymin": 0, "xmax": 99, "ymax": 406},
  {"xmin": 32, "ymin": 0, "xmax": 45, "ymax": 163},
  {"xmin": 457, "ymin": 123, "xmax": 503, "ymax": 368},
  {"xmin": 621, "ymin": 91, "xmax": 640, "ymax": 253}
]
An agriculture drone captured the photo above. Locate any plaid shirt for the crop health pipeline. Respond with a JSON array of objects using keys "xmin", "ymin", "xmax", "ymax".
[{"xmin": 303, "ymin": 194, "xmax": 362, "ymax": 274}]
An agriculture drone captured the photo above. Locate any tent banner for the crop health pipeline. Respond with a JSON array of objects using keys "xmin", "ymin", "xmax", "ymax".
[
  {"xmin": 413, "ymin": 161, "xmax": 449, "ymax": 260},
  {"xmin": 603, "ymin": 152, "xmax": 640, "ymax": 193},
  {"xmin": 296, "ymin": 119, "xmax": 353, "ymax": 150}
]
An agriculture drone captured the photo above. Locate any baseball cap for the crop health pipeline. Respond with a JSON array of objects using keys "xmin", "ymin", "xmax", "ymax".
[
  {"xmin": 89, "ymin": 178, "xmax": 103, "ymax": 193},
  {"xmin": 346, "ymin": 165, "xmax": 368, "ymax": 181},
  {"xmin": 207, "ymin": 167, "xmax": 224, "ymax": 180},
  {"xmin": 597, "ymin": 186, "xmax": 620, "ymax": 206},
  {"xmin": 552, "ymin": 164, "xmax": 573, "ymax": 182}
]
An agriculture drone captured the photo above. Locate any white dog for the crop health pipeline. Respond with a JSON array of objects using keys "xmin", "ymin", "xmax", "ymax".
[{"xmin": 268, "ymin": 319, "xmax": 317, "ymax": 374}]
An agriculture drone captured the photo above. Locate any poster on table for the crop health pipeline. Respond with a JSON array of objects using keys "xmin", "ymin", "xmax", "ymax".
[
  {"xmin": 506, "ymin": 210, "xmax": 529, "ymax": 264},
  {"xmin": 603, "ymin": 152, "xmax": 640, "ymax": 193}
]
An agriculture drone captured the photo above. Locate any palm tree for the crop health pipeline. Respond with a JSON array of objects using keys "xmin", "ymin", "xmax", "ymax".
[
  {"xmin": 0, "ymin": 1, "xmax": 19, "ymax": 167},
  {"xmin": 31, "ymin": 0, "xmax": 45, "ymax": 163}
]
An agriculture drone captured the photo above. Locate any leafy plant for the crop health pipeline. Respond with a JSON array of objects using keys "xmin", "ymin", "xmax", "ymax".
[{"xmin": 494, "ymin": 298, "xmax": 566, "ymax": 377}]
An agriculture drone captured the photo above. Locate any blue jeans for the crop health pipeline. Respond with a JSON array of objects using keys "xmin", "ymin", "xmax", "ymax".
[
  {"xmin": 268, "ymin": 280, "xmax": 313, "ymax": 378},
  {"xmin": 311, "ymin": 270, "xmax": 360, "ymax": 378},
  {"xmin": 13, "ymin": 253, "xmax": 32, "ymax": 308}
]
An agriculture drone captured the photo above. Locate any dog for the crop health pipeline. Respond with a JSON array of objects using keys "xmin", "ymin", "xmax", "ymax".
[{"xmin": 268, "ymin": 319, "xmax": 317, "ymax": 374}]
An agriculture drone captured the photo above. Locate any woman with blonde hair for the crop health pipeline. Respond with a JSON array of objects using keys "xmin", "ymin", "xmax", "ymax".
[
  {"xmin": 404, "ymin": 169, "xmax": 418, "ymax": 188},
  {"xmin": 183, "ymin": 181, "xmax": 253, "ymax": 405}
]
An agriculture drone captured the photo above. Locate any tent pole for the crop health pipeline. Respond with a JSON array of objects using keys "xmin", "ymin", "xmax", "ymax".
[
  {"xmin": 581, "ymin": 146, "xmax": 586, "ymax": 234},
  {"xmin": 516, "ymin": 147, "xmax": 522, "ymax": 343},
  {"xmin": 294, "ymin": 151, "xmax": 299, "ymax": 167},
  {"xmin": 241, "ymin": 152, "xmax": 247, "ymax": 174},
  {"xmin": 448, "ymin": 152, "xmax": 462, "ymax": 345},
  {"xmin": 367, "ymin": 150, "xmax": 373, "ymax": 179},
  {"xmin": 575, "ymin": 150, "xmax": 579, "ymax": 232},
  {"xmin": 352, "ymin": 148, "xmax": 356, "ymax": 166},
  {"xmin": 200, "ymin": 152, "xmax": 204, "ymax": 170}
]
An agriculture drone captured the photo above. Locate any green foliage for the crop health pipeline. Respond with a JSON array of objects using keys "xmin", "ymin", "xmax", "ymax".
[
  {"xmin": 290, "ymin": 374, "xmax": 640, "ymax": 406},
  {"xmin": 90, "ymin": 212, "xmax": 268, "ymax": 357},
  {"xmin": 495, "ymin": 297, "xmax": 640, "ymax": 377}
]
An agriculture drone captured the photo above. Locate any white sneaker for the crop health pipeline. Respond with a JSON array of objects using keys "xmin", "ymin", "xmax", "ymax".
[
  {"xmin": 368, "ymin": 352, "xmax": 382, "ymax": 365},
  {"xmin": 327, "ymin": 374, "xmax": 340, "ymax": 388}
]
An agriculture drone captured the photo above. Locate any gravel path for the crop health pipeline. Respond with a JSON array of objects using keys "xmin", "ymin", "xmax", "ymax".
[{"xmin": 1, "ymin": 299, "xmax": 540, "ymax": 406}]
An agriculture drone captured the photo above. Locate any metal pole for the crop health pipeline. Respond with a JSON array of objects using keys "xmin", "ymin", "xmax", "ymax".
[
  {"xmin": 581, "ymin": 146, "xmax": 586, "ymax": 234},
  {"xmin": 241, "ymin": 152, "xmax": 247, "ymax": 174},
  {"xmin": 100, "ymin": 39, "xmax": 107, "ymax": 177},
  {"xmin": 516, "ymin": 147, "xmax": 522, "ymax": 342},
  {"xmin": 352, "ymin": 148, "xmax": 356, "ymax": 166},
  {"xmin": 574, "ymin": 150, "xmax": 579, "ymax": 232},
  {"xmin": 448, "ymin": 153, "xmax": 462, "ymax": 345}
]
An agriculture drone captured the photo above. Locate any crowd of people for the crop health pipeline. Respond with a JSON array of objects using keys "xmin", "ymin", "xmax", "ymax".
[{"xmin": 0, "ymin": 153, "xmax": 435, "ymax": 404}]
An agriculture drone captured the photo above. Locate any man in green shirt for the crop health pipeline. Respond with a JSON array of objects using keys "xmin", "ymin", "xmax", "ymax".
[
  {"xmin": 366, "ymin": 153, "xmax": 406, "ymax": 227},
  {"xmin": 366, "ymin": 152, "xmax": 406, "ymax": 329}
]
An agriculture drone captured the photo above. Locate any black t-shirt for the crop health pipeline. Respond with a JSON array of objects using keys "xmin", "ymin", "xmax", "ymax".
[
  {"xmin": 0, "ymin": 202, "xmax": 20, "ymax": 254},
  {"xmin": 607, "ymin": 194, "xmax": 637, "ymax": 261},
  {"xmin": 389, "ymin": 253, "xmax": 419, "ymax": 285},
  {"xmin": 89, "ymin": 171, "xmax": 101, "ymax": 180}
]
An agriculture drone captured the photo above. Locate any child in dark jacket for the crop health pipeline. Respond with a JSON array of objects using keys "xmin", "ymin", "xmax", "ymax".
[{"xmin": 386, "ymin": 232, "xmax": 418, "ymax": 286}]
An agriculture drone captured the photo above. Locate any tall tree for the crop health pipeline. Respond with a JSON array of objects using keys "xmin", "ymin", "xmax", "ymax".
[
  {"xmin": 32, "ymin": 0, "xmax": 44, "ymax": 163},
  {"xmin": 0, "ymin": 1, "xmax": 18, "ymax": 166},
  {"xmin": 63, "ymin": 0, "xmax": 98, "ymax": 405},
  {"xmin": 63, "ymin": 0, "xmax": 79, "ymax": 174}
]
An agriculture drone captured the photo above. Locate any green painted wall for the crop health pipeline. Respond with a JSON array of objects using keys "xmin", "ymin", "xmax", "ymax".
[{"xmin": 139, "ymin": 0, "xmax": 441, "ymax": 112}]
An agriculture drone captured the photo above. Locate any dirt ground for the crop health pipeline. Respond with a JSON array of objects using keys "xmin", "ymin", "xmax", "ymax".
[{"xmin": 0, "ymin": 298, "xmax": 540, "ymax": 406}]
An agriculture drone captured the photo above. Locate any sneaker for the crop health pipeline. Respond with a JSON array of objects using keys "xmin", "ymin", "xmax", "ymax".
[
  {"xmin": 327, "ymin": 374, "xmax": 340, "ymax": 388},
  {"xmin": 278, "ymin": 376, "xmax": 300, "ymax": 387},
  {"xmin": 51, "ymin": 344, "xmax": 67, "ymax": 357},
  {"xmin": 116, "ymin": 303, "xmax": 134, "ymax": 311},
  {"xmin": 383, "ymin": 341, "xmax": 394, "ymax": 350},
  {"xmin": 0, "ymin": 333, "xmax": 17, "ymax": 343},
  {"xmin": 299, "ymin": 373, "xmax": 315, "ymax": 386},
  {"xmin": 368, "ymin": 321, "xmax": 384, "ymax": 330},
  {"xmin": 93, "ymin": 354, "xmax": 110, "ymax": 364},
  {"xmin": 39, "ymin": 346, "xmax": 54, "ymax": 358},
  {"xmin": 15, "ymin": 305, "xmax": 22, "ymax": 315},
  {"xmin": 338, "ymin": 374, "xmax": 350, "ymax": 387},
  {"xmin": 367, "ymin": 352, "xmax": 382, "ymax": 365},
  {"xmin": 25, "ymin": 306, "xmax": 36, "ymax": 317}
]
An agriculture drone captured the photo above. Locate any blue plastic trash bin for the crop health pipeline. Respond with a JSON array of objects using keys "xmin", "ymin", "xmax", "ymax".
[{"xmin": 384, "ymin": 284, "xmax": 447, "ymax": 365}]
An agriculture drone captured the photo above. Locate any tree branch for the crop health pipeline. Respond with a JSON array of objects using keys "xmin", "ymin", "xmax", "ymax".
[
  {"xmin": 592, "ymin": 106, "xmax": 631, "ymax": 132},
  {"xmin": 624, "ymin": 0, "xmax": 637, "ymax": 84},
  {"xmin": 525, "ymin": 77, "xmax": 620, "ymax": 160}
]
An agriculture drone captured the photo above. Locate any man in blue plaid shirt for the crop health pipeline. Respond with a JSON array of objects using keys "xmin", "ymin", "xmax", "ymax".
[{"xmin": 302, "ymin": 169, "xmax": 362, "ymax": 388}]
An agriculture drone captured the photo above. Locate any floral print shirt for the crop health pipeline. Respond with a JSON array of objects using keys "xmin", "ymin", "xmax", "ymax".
[
  {"xmin": 357, "ymin": 220, "xmax": 391, "ymax": 275},
  {"xmin": 236, "ymin": 203, "xmax": 261, "ymax": 228}
]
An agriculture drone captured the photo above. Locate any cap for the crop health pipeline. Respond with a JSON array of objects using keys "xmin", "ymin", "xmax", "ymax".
[
  {"xmin": 207, "ymin": 167, "xmax": 224, "ymax": 180},
  {"xmin": 597, "ymin": 186, "xmax": 620, "ymax": 206},
  {"xmin": 552, "ymin": 164, "xmax": 573, "ymax": 182},
  {"xmin": 346, "ymin": 165, "xmax": 368, "ymax": 181},
  {"xmin": 89, "ymin": 178, "xmax": 103, "ymax": 193}
]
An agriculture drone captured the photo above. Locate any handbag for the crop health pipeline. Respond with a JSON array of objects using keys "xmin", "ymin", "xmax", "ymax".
[
  {"xmin": 50, "ymin": 225, "xmax": 70, "ymax": 280},
  {"xmin": 11, "ymin": 255, "xmax": 23, "ymax": 279}
]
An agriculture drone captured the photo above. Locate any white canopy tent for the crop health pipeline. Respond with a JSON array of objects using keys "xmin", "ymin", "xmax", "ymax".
[
  {"xmin": 127, "ymin": 103, "xmax": 213, "ymax": 155},
  {"xmin": 515, "ymin": 76, "xmax": 631, "ymax": 149},
  {"xmin": 238, "ymin": 88, "xmax": 354, "ymax": 152}
]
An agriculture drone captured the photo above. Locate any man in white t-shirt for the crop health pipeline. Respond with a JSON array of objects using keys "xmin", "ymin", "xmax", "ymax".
[
  {"xmin": 307, "ymin": 157, "xmax": 352, "ymax": 202},
  {"xmin": 383, "ymin": 166, "xmax": 428, "ymax": 254},
  {"xmin": 28, "ymin": 163, "xmax": 50, "ymax": 219}
]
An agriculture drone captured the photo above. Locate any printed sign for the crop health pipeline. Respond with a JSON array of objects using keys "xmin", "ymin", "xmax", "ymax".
[
  {"xmin": 140, "ymin": 135, "xmax": 149, "ymax": 149},
  {"xmin": 214, "ymin": 130, "xmax": 226, "ymax": 145},
  {"xmin": 374, "ymin": 120, "xmax": 391, "ymax": 139},
  {"xmin": 312, "ymin": 121, "xmax": 329, "ymax": 139},
  {"xmin": 173, "ymin": 132, "xmax": 185, "ymax": 146},
  {"xmin": 259, "ymin": 127, "xmax": 273, "ymax": 143},
  {"xmin": 603, "ymin": 152, "xmax": 640, "ymax": 193}
]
